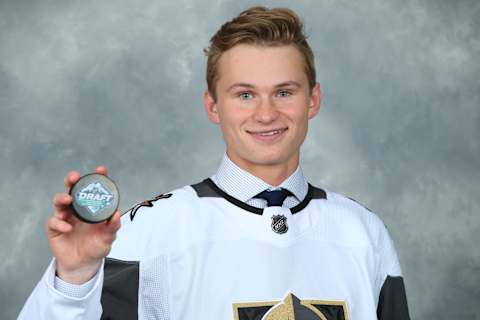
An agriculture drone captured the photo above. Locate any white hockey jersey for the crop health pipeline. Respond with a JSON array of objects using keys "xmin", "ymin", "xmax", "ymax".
[{"xmin": 19, "ymin": 178, "xmax": 410, "ymax": 319}]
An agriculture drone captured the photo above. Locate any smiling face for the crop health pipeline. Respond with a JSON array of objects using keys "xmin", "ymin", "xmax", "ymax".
[{"xmin": 204, "ymin": 44, "xmax": 321, "ymax": 181}]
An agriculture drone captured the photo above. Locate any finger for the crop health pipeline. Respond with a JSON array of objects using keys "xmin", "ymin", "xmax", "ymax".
[
  {"xmin": 105, "ymin": 210, "xmax": 121, "ymax": 233},
  {"xmin": 64, "ymin": 171, "xmax": 81, "ymax": 189},
  {"xmin": 95, "ymin": 166, "xmax": 108, "ymax": 176},
  {"xmin": 46, "ymin": 216, "xmax": 73, "ymax": 234},
  {"xmin": 94, "ymin": 212, "xmax": 120, "ymax": 244},
  {"xmin": 53, "ymin": 192, "xmax": 72, "ymax": 210},
  {"xmin": 52, "ymin": 194, "xmax": 73, "ymax": 218},
  {"xmin": 53, "ymin": 193, "xmax": 72, "ymax": 207}
]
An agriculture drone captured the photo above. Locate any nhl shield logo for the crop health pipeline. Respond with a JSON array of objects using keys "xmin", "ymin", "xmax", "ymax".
[{"xmin": 271, "ymin": 214, "xmax": 288, "ymax": 234}]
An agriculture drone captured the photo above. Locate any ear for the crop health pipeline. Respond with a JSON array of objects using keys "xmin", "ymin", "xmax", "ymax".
[
  {"xmin": 307, "ymin": 82, "xmax": 321, "ymax": 120},
  {"xmin": 203, "ymin": 89, "xmax": 220, "ymax": 124}
]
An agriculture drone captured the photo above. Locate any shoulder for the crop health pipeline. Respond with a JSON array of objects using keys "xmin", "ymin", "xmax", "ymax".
[
  {"xmin": 321, "ymin": 188, "xmax": 379, "ymax": 222},
  {"xmin": 109, "ymin": 183, "xmax": 203, "ymax": 260},
  {"xmin": 322, "ymin": 190, "xmax": 401, "ymax": 270},
  {"xmin": 122, "ymin": 184, "xmax": 199, "ymax": 223},
  {"xmin": 311, "ymin": 187, "xmax": 389, "ymax": 247}
]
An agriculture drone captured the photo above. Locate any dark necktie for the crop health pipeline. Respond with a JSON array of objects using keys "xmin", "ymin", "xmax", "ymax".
[{"xmin": 253, "ymin": 188, "xmax": 294, "ymax": 207}]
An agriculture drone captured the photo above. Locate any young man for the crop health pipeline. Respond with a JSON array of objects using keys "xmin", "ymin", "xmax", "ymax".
[{"xmin": 19, "ymin": 6, "xmax": 410, "ymax": 320}]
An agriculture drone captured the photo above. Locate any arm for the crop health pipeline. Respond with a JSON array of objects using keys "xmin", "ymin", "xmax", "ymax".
[
  {"xmin": 375, "ymin": 223, "xmax": 411, "ymax": 320},
  {"xmin": 18, "ymin": 167, "xmax": 121, "ymax": 320},
  {"xmin": 18, "ymin": 259, "xmax": 105, "ymax": 320}
]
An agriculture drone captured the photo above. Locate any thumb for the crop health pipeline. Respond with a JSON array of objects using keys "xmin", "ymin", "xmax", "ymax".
[{"xmin": 105, "ymin": 210, "xmax": 121, "ymax": 232}]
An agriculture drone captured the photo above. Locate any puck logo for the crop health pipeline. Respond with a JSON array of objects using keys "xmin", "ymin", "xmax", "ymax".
[{"xmin": 76, "ymin": 182, "xmax": 114, "ymax": 215}]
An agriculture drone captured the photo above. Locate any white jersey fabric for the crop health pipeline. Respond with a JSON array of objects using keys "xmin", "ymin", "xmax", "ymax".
[{"xmin": 19, "ymin": 175, "xmax": 409, "ymax": 319}]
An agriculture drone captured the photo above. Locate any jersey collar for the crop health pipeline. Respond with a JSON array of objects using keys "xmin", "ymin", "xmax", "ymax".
[
  {"xmin": 194, "ymin": 178, "xmax": 326, "ymax": 215},
  {"xmin": 210, "ymin": 153, "xmax": 308, "ymax": 204}
]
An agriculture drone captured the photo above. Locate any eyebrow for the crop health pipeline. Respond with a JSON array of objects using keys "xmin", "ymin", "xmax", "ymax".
[{"xmin": 226, "ymin": 81, "xmax": 302, "ymax": 92}]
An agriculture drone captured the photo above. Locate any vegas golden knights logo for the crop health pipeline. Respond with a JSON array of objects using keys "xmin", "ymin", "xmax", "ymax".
[{"xmin": 233, "ymin": 293, "xmax": 349, "ymax": 320}]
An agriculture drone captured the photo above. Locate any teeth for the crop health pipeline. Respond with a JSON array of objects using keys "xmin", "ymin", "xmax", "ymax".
[{"xmin": 259, "ymin": 130, "xmax": 281, "ymax": 136}]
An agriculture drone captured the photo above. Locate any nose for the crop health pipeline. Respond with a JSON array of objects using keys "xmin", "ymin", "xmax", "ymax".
[{"xmin": 253, "ymin": 96, "xmax": 279, "ymax": 123}]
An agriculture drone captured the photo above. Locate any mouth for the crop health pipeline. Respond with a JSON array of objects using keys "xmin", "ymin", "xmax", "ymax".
[{"xmin": 246, "ymin": 128, "xmax": 288, "ymax": 141}]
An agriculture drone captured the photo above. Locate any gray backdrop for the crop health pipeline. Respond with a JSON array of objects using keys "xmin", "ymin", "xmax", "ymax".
[{"xmin": 1, "ymin": 0, "xmax": 479, "ymax": 319}]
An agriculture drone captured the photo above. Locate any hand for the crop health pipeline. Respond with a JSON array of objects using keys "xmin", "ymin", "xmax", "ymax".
[{"xmin": 46, "ymin": 166, "xmax": 121, "ymax": 284}]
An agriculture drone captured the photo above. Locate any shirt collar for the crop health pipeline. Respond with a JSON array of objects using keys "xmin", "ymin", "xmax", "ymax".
[{"xmin": 210, "ymin": 153, "xmax": 308, "ymax": 203}]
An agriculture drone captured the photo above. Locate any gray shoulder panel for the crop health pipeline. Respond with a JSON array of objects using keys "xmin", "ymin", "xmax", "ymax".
[
  {"xmin": 191, "ymin": 179, "xmax": 221, "ymax": 198},
  {"xmin": 101, "ymin": 258, "xmax": 139, "ymax": 320},
  {"xmin": 377, "ymin": 276, "xmax": 411, "ymax": 320},
  {"xmin": 310, "ymin": 184, "xmax": 327, "ymax": 199}
]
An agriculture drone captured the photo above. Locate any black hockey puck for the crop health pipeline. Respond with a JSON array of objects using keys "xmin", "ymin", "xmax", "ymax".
[{"xmin": 70, "ymin": 173, "xmax": 120, "ymax": 223}]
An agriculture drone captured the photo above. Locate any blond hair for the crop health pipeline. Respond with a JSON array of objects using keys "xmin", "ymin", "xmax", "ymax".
[{"xmin": 204, "ymin": 6, "xmax": 316, "ymax": 100}]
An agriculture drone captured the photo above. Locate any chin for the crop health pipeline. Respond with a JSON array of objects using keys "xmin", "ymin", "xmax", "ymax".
[{"xmin": 248, "ymin": 152, "xmax": 291, "ymax": 166}]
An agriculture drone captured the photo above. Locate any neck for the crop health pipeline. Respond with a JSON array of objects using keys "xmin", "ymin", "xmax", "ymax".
[{"xmin": 227, "ymin": 151, "xmax": 299, "ymax": 186}]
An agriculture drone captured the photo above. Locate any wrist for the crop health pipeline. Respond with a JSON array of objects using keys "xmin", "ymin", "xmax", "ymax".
[{"xmin": 55, "ymin": 259, "xmax": 103, "ymax": 285}]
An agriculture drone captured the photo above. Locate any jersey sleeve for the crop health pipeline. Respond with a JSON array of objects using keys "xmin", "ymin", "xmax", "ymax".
[
  {"xmin": 18, "ymin": 190, "xmax": 181, "ymax": 320},
  {"xmin": 375, "ymin": 222, "xmax": 411, "ymax": 320},
  {"xmin": 17, "ymin": 258, "xmax": 105, "ymax": 320}
]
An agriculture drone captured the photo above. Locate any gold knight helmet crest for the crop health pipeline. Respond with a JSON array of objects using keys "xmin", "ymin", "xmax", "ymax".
[
  {"xmin": 262, "ymin": 293, "xmax": 327, "ymax": 320},
  {"xmin": 233, "ymin": 292, "xmax": 349, "ymax": 320}
]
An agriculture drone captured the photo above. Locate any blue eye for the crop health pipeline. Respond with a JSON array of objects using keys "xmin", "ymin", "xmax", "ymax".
[
  {"xmin": 239, "ymin": 92, "xmax": 253, "ymax": 100},
  {"xmin": 277, "ymin": 90, "xmax": 291, "ymax": 97}
]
